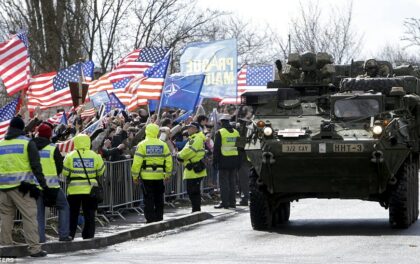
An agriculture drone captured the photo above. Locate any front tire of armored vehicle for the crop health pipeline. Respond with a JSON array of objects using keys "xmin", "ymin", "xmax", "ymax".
[
  {"xmin": 273, "ymin": 202, "xmax": 290, "ymax": 225},
  {"xmin": 249, "ymin": 169, "xmax": 272, "ymax": 230},
  {"xmin": 388, "ymin": 156, "xmax": 419, "ymax": 228}
]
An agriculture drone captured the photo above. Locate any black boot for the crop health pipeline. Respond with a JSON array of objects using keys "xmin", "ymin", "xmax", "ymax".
[{"xmin": 214, "ymin": 203, "xmax": 229, "ymax": 209}]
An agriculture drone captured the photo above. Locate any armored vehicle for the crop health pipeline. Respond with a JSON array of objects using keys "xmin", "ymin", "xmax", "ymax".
[{"xmin": 241, "ymin": 52, "xmax": 420, "ymax": 230}]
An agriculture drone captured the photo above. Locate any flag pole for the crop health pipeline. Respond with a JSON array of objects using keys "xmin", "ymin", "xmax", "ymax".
[
  {"xmin": 156, "ymin": 49, "xmax": 172, "ymax": 119},
  {"xmin": 78, "ymin": 60, "xmax": 85, "ymax": 107},
  {"xmin": 192, "ymin": 75, "xmax": 205, "ymax": 116}
]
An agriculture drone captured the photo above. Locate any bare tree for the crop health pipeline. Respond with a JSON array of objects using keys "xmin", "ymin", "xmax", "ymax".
[
  {"xmin": 84, "ymin": 0, "xmax": 133, "ymax": 73},
  {"xmin": 377, "ymin": 43, "xmax": 420, "ymax": 66},
  {"xmin": 0, "ymin": 0, "xmax": 89, "ymax": 73},
  {"xmin": 196, "ymin": 16, "xmax": 279, "ymax": 65},
  {"xmin": 402, "ymin": 18, "xmax": 420, "ymax": 48},
  {"xmin": 290, "ymin": 1, "xmax": 363, "ymax": 64},
  {"xmin": 129, "ymin": 0, "xmax": 225, "ymax": 72}
]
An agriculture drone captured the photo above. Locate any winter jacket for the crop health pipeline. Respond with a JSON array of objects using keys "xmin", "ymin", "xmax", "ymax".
[
  {"xmin": 4, "ymin": 127, "xmax": 47, "ymax": 188},
  {"xmin": 33, "ymin": 137, "xmax": 64, "ymax": 175}
]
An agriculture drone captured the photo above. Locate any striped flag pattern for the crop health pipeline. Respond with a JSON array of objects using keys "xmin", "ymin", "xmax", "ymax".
[
  {"xmin": 0, "ymin": 98, "xmax": 19, "ymax": 140},
  {"xmin": 219, "ymin": 65, "xmax": 274, "ymax": 105},
  {"xmin": 47, "ymin": 111, "xmax": 67, "ymax": 125},
  {"xmin": 80, "ymin": 102, "xmax": 96, "ymax": 118},
  {"xmin": 113, "ymin": 49, "xmax": 141, "ymax": 69},
  {"xmin": 27, "ymin": 61, "xmax": 94, "ymax": 112},
  {"xmin": 56, "ymin": 139, "xmax": 74, "ymax": 154},
  {"xmin": 127, "ymin": 50, "xmax": 171, "ymax": 111},
  {"xmin": 0, "ymin": 32, "xmax": 30, "ymax": 95},
  {"xmin": 88, "ymin": 47, "xmax": 168, "ymax": 107},
  {"xmin": 87, "ymin": 73, "xmax": 132, "ymax": 106},
  {"xmin": 56, "ymin": 117, "xmax": 104, "ymax": 154},
  {"xmin": 109, "ymin": 47, "xmax": 168, "ymax": 82}
]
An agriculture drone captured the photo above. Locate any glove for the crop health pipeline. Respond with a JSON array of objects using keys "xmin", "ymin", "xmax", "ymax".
[
  {"xmin": 18, "ymin": 181, "xmax": 32, "ymax": 196},
  {"xmin": 43, "ymin": 187, "xmax": 58, "ymax": 207},
  {"xmin": 29, "ymin": 185, "xmax": 41, "ymax": 200}
]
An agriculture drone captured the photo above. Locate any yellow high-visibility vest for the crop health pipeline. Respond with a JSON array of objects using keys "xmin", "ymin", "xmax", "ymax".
[
  {"xmin": 39, "ymin": 144, "xmax": 60, "ymax": 188},
  {"xmin": 132, "ymin": 138, "xmax": 173, "ymax": 180},
  {"xmin": 219, "ymin": 128, "xmax": 239, "ymax": 157},
  {"xmin": 63, "ymin": 149, "xmax": 105, "ymax": 195},
  {"xmin": 0, "ymin": 136, "xmax": 39, "ymax": 189}
]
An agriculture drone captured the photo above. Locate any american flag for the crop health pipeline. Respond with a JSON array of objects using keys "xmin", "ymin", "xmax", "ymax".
[
  {"xmin": 80, "ymin": 102, "xmax": 96, "ymax": 118},
  {"xmin": 109, "ymin": 47, "xmax": 168, "ymax": 82},
  {"xmin": 0, "ymin": 97, "xmax": 19, "ymax": 140},
  {"xmin": 127, "ymin": 50, "xmax": 171, "ymax": 111},
  {"xmin": 27, "ymin": 61, "xmax": 94, "ymax": 112},
  {"xmin": 56, "ymin": 116, "xmax": 104, "ymax": 154},
  {"xmin": 47, "ymin": 111, "xmax": 67, "ymax": 125},
  {"xmin": 56, "ymin": 138, "xmax": 74, "ymax": 154},
  {"xmin": 88, "ymin": 47, "xmax": 168, "ymax": 107},
  {"xmin": 113, "ymin": 49, "xmax": 141, "ymax": 69},
  {"xmin": 220, "ymin": 65, "xmax": 274, "ymax": 105},
  {"xmin": 105, "ymin": 92, "xmax": 125, "ymax": 113},
  {"xmin": 0, "ymin": 32, "xmax": 30, "ymax": 95}
]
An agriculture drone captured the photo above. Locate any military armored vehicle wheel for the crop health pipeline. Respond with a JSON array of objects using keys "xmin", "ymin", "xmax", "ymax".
[
  {"xmin": 389, "ymin": 157, "xmax": 419, "ymax": 228},
  {"xmin": 273, "ymin": 202, "xmax": 290, "ymax": 225},
  {"xmin": 249, "ymin": 170, "xmax": 272, "ymax": 230}
]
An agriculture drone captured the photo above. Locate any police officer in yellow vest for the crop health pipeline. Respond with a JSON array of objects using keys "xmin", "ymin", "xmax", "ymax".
[
  {"xmin": 34, "ymin": 123, "xmax": 72, "ymax": 242},
  {"xmin": 132, "ymin": 123, "xmax": 173, "ymax": 223},
  {"xmin": 177, "ymin": 122, "xmax": 207, "ymax": 212},
  {"xmin": 0, "ymin": 117, "xmax": 48, "ymax": 257},
  {"xmin": 63, "ymin": 134, "xmax": 105, "ymax": 240},
  {"xmin": 213, "ymin": 116, "xmax": 240, "ymax": 209}
]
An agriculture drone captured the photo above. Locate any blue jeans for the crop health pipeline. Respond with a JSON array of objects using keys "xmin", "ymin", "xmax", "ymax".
[{"xmin": 37, "ymin": 188, "xmax": 70, "ymax": 242}]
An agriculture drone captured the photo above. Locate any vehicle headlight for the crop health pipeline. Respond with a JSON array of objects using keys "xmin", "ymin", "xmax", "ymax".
[
  {"xmin": 372, "ymin": 125, "xmax": 383, "ymax": 135},
  {"xmin": 263, "ymin": 127, "xmax": 273, "ymax": 136}
]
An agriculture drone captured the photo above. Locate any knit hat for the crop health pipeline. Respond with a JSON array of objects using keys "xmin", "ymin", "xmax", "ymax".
[
  {"xmin": 9, "ymin": 117, "xmax": 25, "ymax": 130},
  {"xmin": 37, "ymin": 123, "xmax": 52, "ymax": 139}
]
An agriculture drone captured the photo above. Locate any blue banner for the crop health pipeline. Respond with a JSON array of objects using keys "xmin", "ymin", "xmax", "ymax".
[
  {"xmin": 161, "ymin": 74, "xmax": 205, "ymax": 112},
  {"xmin": 148, "ymin": 100, "xmax": 159, "ymax": 112},
  {"xmin": 179, "ymin": 39, "xmax": 237, "ymax": 98},
  {"xmin": 90, "ymin": 90, "xmax": 110, "ymax": 107}
]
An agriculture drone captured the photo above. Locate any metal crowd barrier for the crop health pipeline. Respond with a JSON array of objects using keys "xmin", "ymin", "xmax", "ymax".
[{"xmin": 13, "ymin": 157, "xmax": 219, "ymax": 232}]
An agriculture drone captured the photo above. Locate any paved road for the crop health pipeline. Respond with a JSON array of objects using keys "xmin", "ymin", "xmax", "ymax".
[{"xmin": 25, "ymin": 199, "xmax": 420, "ymax": 264}]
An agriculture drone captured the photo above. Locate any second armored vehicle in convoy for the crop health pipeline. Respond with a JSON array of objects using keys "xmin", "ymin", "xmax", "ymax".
[{"xmin": 240, "ymin": 52, "xmax": 420, "ymax": 230}]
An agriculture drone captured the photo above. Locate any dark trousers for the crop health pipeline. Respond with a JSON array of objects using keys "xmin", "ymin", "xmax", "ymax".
[
  {"xmin": 68, "ymin": 194, "xmax": 97, "ymax": 239},
  {"xmin": 142, "ymin": 180, "xmax": 165, "ymax": 223},
  {"xmin": 219, "ymin": 169, "xmax": 237, "ymax": 207},
  {"xmin": 186, "ymin": 178, "xmax": 203, "ymax": 212},
  {"xmin": 237, "ymin": 162, "xmax": 250, "ymax": 202}
]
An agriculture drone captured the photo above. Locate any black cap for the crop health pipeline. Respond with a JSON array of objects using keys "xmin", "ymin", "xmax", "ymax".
[
  {"xmin": 9, "ymin": 117, "xmax": 24, "ymax": 130},
  {"xmin": 186, "ymin": 122, "xmax": 200, "ymax": 130}
]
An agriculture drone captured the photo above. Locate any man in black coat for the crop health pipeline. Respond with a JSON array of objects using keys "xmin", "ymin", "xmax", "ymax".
[{"xmin": 213, "ymin": 116, "xmax": 241, "ymax": 209}]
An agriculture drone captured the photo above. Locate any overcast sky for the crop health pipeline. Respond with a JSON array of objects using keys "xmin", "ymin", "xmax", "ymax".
[{"xmin": 197, "ymin": 0, "xmax": 420, "ymax": 59}]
